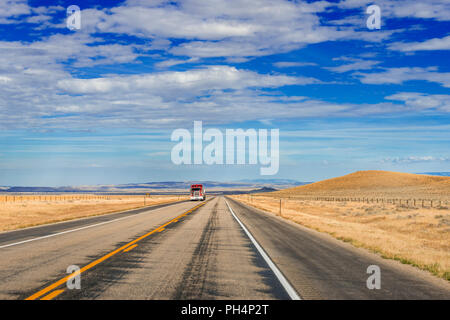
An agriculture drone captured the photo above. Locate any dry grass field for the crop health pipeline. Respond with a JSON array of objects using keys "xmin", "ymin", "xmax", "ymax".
[
  {"xmin": 274, "ymin": 170, "xmax": 450, "ymax": 200},
  {"xmin": 0, "ymin": 194, "xmax": 187, "ymax": 232},
  {"xmin": 232, "ymin": 171, "xmax": 450, "ymax": 280}
]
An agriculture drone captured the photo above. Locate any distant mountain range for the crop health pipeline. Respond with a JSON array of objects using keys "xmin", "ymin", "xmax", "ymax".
[
  {"xmin": 220, "ymin": 186, "xmax": 279, "ymax": 195},
  {"xmin": 0, "ymin": 179, "xmax": 310, "ymax": 194},
  {"xmin": 237, "ymin": 178, "xmax": 304, "ymax": 184}
]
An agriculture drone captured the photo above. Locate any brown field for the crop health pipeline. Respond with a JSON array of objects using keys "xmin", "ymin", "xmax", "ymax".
[
  {"xmin": 232, "ymin": 171, "xmax": 450, "ymax": 280},
  {"xmin": 0, "ymin": 194, "xmax": 188, "ymax": 232}
]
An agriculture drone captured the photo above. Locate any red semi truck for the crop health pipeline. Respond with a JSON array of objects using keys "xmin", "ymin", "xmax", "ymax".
[{"xmin": 190, "ymin": 184, "xmax": 206, "ymax": 201}]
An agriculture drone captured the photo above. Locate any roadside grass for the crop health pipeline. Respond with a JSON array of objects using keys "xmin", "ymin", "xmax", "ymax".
[
  {"xmin": 0, "ymin": 195, "xmax": 188, "ymax": 232},
  {"xmin": 231, "ymin": 195, "xmax": 450, "ymax": 281}
]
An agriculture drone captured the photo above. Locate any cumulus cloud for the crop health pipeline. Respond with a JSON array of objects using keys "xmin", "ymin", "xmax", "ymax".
[
  {"xmin": 0, "ymin": 1, "xmax": 64, "ymax": 26},
  {"xmin": 0, "ymin": 0, "xmax": 448, "ymax": 131},
  {"xmin": 0, "ymin": 0, "xmax": 30, "ymax": 24},
  {"xmin": 385, "ymin": 92, "xmax": 450, "ymax": 111},
  {"xmin": 325, "ymin": 58, "xmax": 380, "ymax": 73},
  {"xmin": 273, "ymin": 62, "xmax": 317, "ymax": 68},
  {"xmin": 337, "ymin": 0, "xmax": 450, "ymax": 21},
  {"xmin": 355, "ymin": 67, "xmax": 450, "ymax": 88},
  {"xmin": 389, "ymin": 35, "xmax": 450, "ymax": 52},
  {"xmin": 57, "ymin": 65, "xmax": 319, "ymax": 94},
  {"xmin": 154, "ymin": 58, "xmax": 198, "ymax": 69},
  {"xmin": 0, "ymin": 33, "xmax": 141, "ymax": 74},
  {"xmin": 0, "ymin": 53, "xmax": 417, "ymax": 130},
  {"xmin": 74, "ymin": 0, "xmax": 393, "ymax": 60}
]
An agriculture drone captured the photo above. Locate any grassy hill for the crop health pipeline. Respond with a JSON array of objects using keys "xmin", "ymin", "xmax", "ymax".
[
  {"xmin": 271, "ymin": 170, "xmax": 450, "ymax": 199},
  {"xmin": 234, "ymin": 170, "xmax": 450, "ymax": 280}
]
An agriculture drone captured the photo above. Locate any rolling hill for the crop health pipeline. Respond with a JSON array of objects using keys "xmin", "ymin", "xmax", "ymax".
[{"xmin": 271, "ymin": 170, "xmax": 450, "ymax": 199}]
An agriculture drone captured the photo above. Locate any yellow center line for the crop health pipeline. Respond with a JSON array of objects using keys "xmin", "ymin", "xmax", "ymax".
[
  {"xmin": 40, "ymin": 289, "xmax": 65, "ymax": 300},
  {"xmin": 123, "ymin": 244, "xmax": 138, "ymax": 253},
  {"xmin": 25, "ymin": 202, "xmax": 206, "ymax": 300},
  {"xmin": 157, "ymin": 228, "xmax": 165, "ymax": 232}
]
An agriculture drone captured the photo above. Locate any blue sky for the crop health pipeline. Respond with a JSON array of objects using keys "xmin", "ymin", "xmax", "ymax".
[{"xmin": 0, "ymin": 0, "xmax": 449, "ymax": 186}]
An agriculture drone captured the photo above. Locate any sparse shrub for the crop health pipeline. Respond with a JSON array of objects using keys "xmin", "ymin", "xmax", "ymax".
[
  {"xmin": 438, "ymin": 217, "xmax": 450, "ymax": 227},
  {"xmin": 443, "ymin": 271, "xmax": 450, "ymax": 281}
]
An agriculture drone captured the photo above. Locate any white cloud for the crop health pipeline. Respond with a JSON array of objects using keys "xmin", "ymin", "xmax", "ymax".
[
  {"xmin": 385, "ymin": 92, "xmax": 450, "ymax": 111},
  {"xmin": 25, "ymin": 13, "xmax": 52, "ymax": 24},
  {"xmin": 355, "ymin": 67, "xmax": 450, "ymax": 88},
  {"xmin": 381, "ymin": 156, "xmax": 450, "ymax": 163},
  {"xmin": 76, "ymin": 0, "xmax": 392, "ymax": 60},
  {"xmin": 326, "ymin": 59, "xmax": 380, "ymax": 73},
  {"xmin": 389, "ymin": 35, "xmax": 450, "ymax": 52},
  {"xmin": 0, "ymin": 76, "xmax": 12, "ymax": 83},
  {"xmin": 57, "ymin": 65, "xmax": 319, "ymax": 95},
  {"xmin": 0, "ymin": 0, "xmax": 30, "ymax": 23},
  {"xmin": 337, "ymin": 0, "xmax": 450, "ymax": 21},
  {"xmin": 0, "ymin": 1, "xmax": 64, "ymax": 25},
  {"xmin": 154, "ymin": 58, "xmax": 198, "ymax": 69},
  {"xmin": 273, "ymin": 61, "xmax": 317, "ymax": 68},
  {"xmin": 0, "ymin": 0, "xmax": 448, "ymax": 131},
  {"xmin": 387, "ymin": 1, "xmax": 450, "ymax": 21},
  {"xmin": 0, "ymin": 33, "xmax": 141, "ymax": 74}
]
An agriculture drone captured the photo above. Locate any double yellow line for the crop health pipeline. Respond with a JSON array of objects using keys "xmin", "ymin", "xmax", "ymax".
[{"xmin": 26, "ymin": 201, "xmax": 207, "ymax": 300}]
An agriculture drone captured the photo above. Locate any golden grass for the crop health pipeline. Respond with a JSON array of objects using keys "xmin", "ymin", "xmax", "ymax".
[
  {"xmin": 232, "ymin": 170, "xmax": 450, "ymax": 281},
  {"xmin": 232, "ymin": 195, "xmax": 450, "ymax": 280},
  {"xmin": 0, "ymin": 194, "xmax": 188, "ymax": 232},
  {"xmin": 274, "ymin": 170, "xmax": 450, "ymax": 199}
]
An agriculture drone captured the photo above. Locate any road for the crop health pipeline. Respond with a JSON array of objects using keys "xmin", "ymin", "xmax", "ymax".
[{"xmin": 0, "ymin": 196, "xmax": 448, "ymax": 300}]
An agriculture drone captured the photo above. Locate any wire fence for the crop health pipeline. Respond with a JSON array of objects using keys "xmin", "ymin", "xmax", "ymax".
[
  {"xmin": 238, "ymin": 194, "xmax": 450, "ymax": 209},
  {"xmin": 0, "ymin": 194, "xmax": 164, "ymax": 203}
]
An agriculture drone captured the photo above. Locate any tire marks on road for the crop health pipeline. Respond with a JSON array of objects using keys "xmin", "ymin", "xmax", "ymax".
[{"xmin": 173, "ymin": 201, "xmax": 219, "ymax": 299}]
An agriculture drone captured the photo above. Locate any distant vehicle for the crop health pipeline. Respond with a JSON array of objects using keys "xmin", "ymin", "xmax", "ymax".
[{"xmin": 190, "ymin": 184, "xmax": 206, "ymax": 201}]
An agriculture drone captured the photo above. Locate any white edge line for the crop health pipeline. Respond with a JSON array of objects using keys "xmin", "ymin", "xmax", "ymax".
[
  {"xmin": 225, "ymin": 198, "xmax": 301, "ymax": 300},
  {"xmin": 0, "ymin": 201, "xmax": 185, "ymax": 249}
]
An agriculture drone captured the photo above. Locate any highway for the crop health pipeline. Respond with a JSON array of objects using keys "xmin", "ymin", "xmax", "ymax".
[{"xmin": 0, "ymin": 196, "xmax": 448, "ymax": 300}]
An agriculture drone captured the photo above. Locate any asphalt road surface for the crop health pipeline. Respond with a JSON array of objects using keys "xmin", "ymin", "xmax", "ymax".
[{"xmin": 0, "ymin": 196, "xmax": 448, "ymax": 300}]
